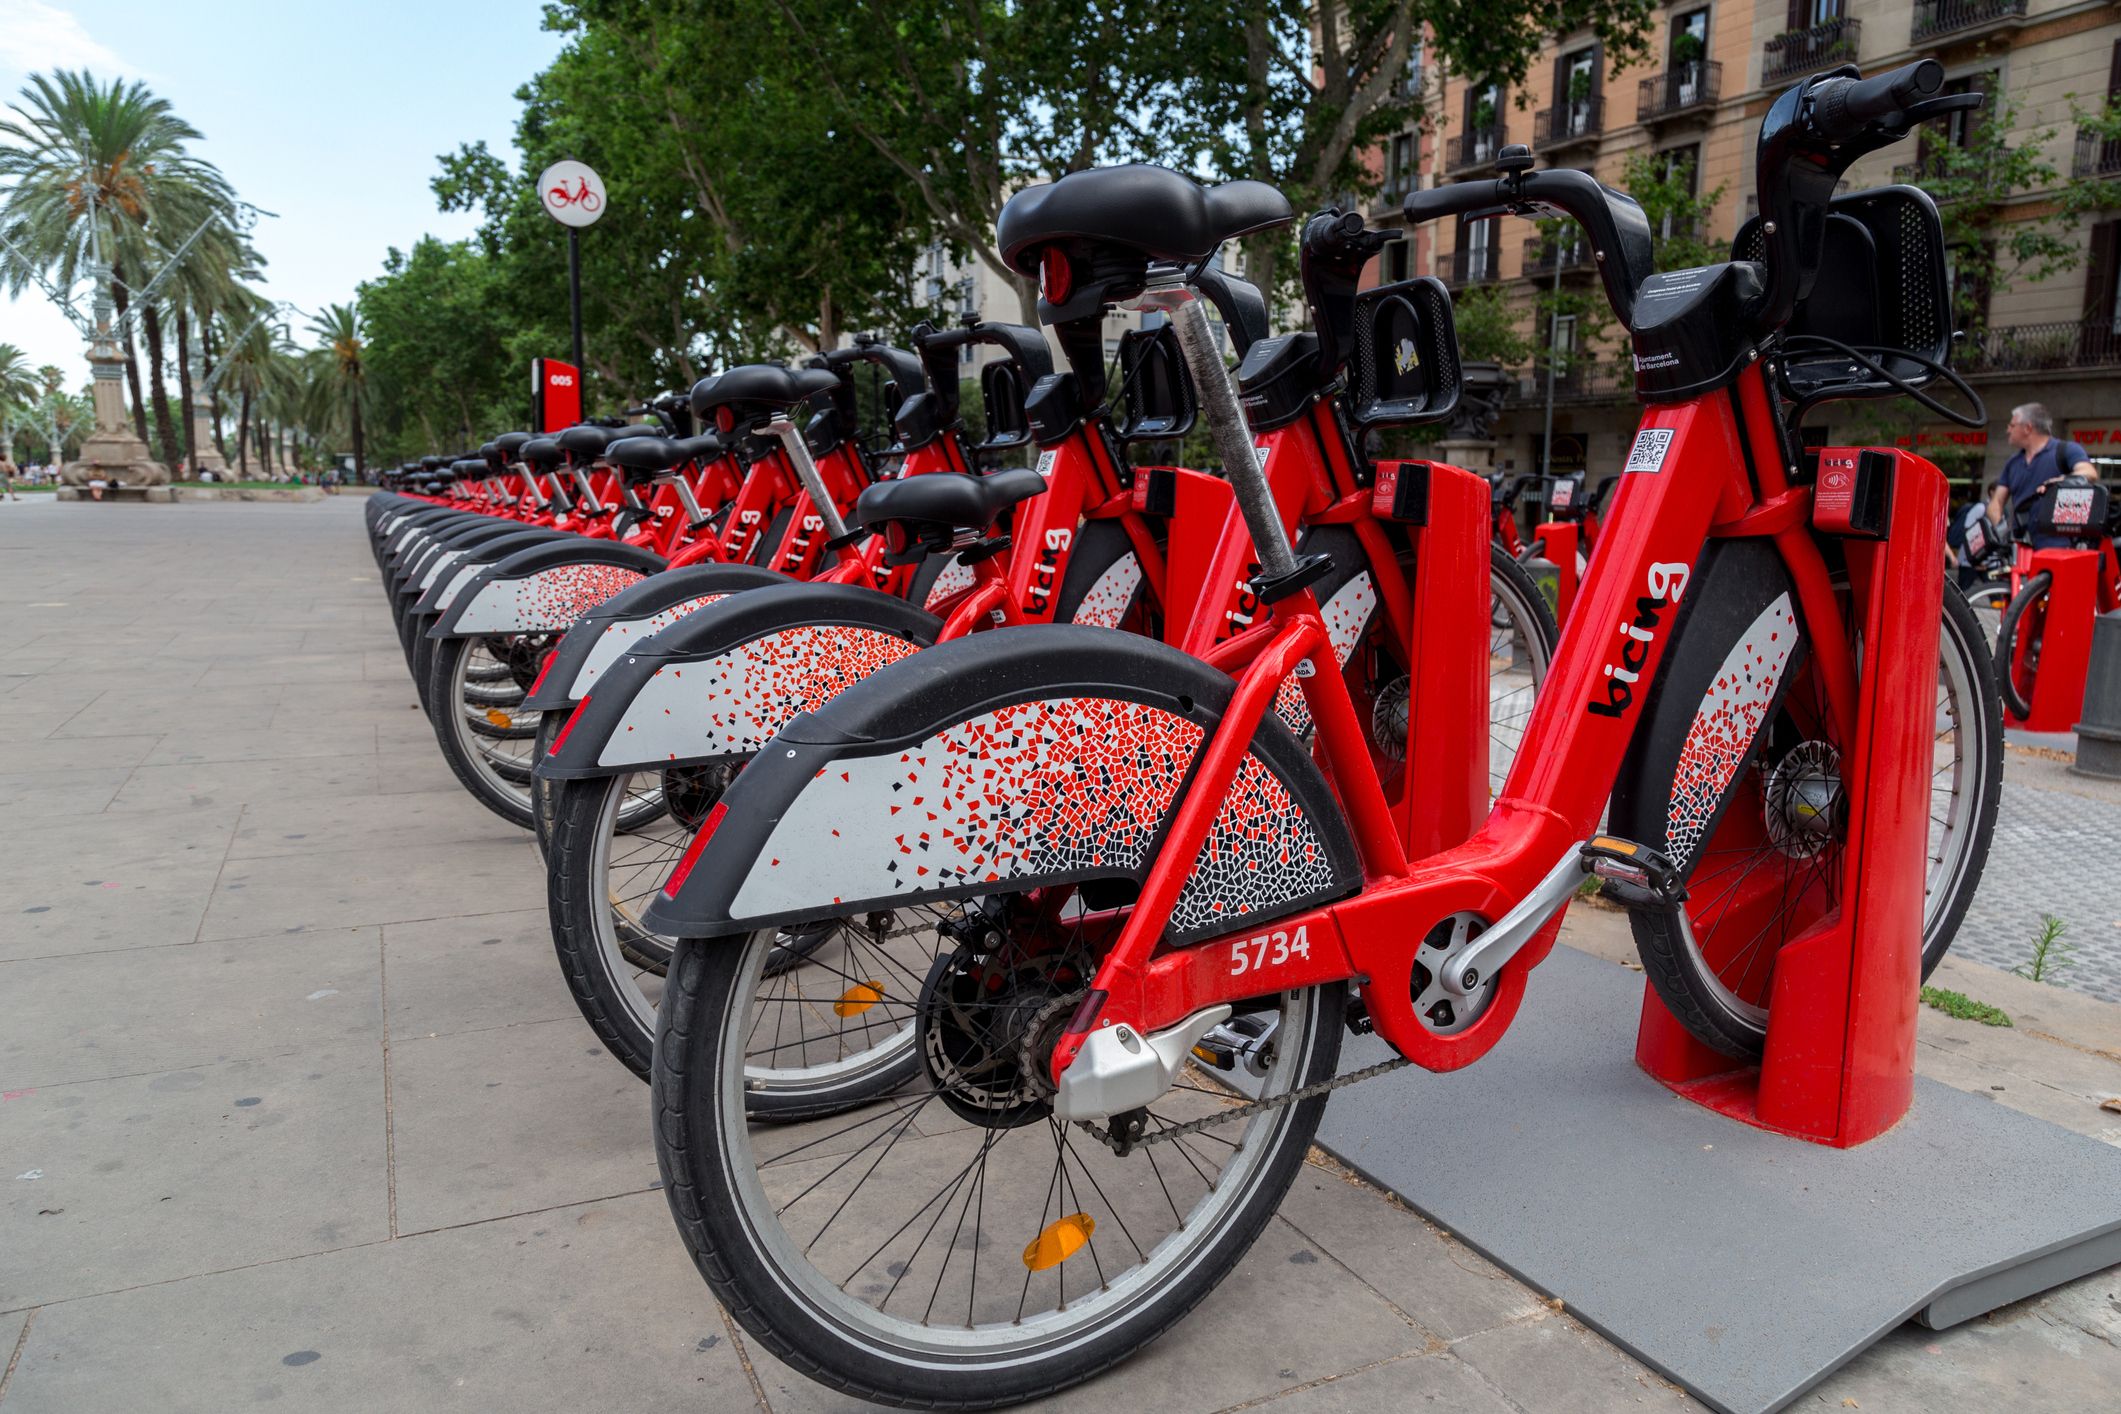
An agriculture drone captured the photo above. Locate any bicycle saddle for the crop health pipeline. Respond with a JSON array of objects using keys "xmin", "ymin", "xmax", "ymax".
[
  {"xmin": 420, "ymin": 455, "xmax": 445, "ymax": 472},
  {"xmin": 996, "ymin": 165, "xmax": 1292, "ymax": 271},
  {"xmin": 521, "ymin": 438, "xmax": 563, "ymax": 469},
  {"xmin": 607, "ymin": 433, "xmax": 722, "ymax": 474},
  {"xmin": 855, "ymin": 466, "xmax": 1047, "ymax": 541},
  {"xmin": 691, "ymin": 364, "xmax": 841, "ymax": 416},
  {"xmin": 494, "ymin": 431, "xmax": 533, "ymax": 457}
]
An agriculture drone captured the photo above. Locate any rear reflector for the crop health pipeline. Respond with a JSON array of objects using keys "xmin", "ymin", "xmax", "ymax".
[{"xmin": 662, "ymin": 802, "xmax": 728, "ymax": 898}]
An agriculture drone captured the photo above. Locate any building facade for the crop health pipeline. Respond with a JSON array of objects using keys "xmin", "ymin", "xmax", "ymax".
[{"xmin": 1373, "ymin": 0, "xmax": 2121, "ymax": 501}]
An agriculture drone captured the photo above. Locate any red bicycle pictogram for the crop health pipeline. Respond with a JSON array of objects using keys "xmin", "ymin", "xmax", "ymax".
[{"xmin": 546, "ymin": 176, "xmax": 601, "ymax": 214}]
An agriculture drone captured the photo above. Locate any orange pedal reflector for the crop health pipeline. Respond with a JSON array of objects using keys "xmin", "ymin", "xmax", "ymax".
[
  {"xmin": 484, "ymin": 707, "xmax": 514, "ymax": 728},
  {"xmin": 834, "ymin": 982, "xmax": 885, "ymax": 1017},
  {"xmin": 1022, "ymin": 1213, "xmax": 1096, "ymax": 1271}
]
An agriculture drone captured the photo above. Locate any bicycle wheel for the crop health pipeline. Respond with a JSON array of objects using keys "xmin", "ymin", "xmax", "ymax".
[
  {"xmin": 430, "ymin": 635, "xmax": 544, "ymax": 828},
  {"xmin": 1993, "ymin": 569, "xmax": 2051, "ymax": 722},
  {"xmin": 1964, "ymin": 580, "xmax": 2011, "ymax": 652},
  {"xmin": 1612, "ymin": 543, "xmax": 2001, "ymax": 1058},
  {"xmin": 654, "ymin": 921, "xmax": 1344, "ymax": 1408}
]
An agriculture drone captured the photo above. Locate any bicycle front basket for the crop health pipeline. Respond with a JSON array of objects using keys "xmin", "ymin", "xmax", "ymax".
[
  {"xmin": 1349, "ymin": 275, "xmax": 1462, "ymax": 430},
  {"xmin": 1113, "ymin": 324, "xmax": 1197, "ymax": 443}
]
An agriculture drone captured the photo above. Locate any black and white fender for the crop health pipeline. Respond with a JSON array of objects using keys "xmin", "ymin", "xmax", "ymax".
[
  {"xmin": 519, "ymin": 562, "xmax": 787, "ymax": 713},
  {"xmin": 410, "ymin": 530, "xmax": 562, "ymax": 615},
  {"xmin": 536, "ymin": 581, "xmax": 941, "ymax": 778},
  {"xmin": 640, "ymin": 625, "xmax": 1362, "ymax": 943},
  {"xmin": 429, "ymin": 541, "xmax": 668, "ymax": 640}
]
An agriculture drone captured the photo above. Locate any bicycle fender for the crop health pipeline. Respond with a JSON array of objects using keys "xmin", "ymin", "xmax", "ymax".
[
  {"xmin": 411, "ymin": 530, "xmax": 565, "ymax": 615},
  {"xmin": 520, "ymin": 563, "xmax": 787, "ymax": 712},
  {"xmin": 640, "ymin": 625, "xmax": 1361, "ymax": 942},
  {"xmin": 432, "ymin": 541, "xmax": 669, "ymax": 638},
  {"xmin": 535, "ymin": 582, "xmax": 941, "ymax": 778}
]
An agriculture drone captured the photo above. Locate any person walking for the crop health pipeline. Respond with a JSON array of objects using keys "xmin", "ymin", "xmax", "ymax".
[
  {"xmin": 1987, "ymin": 403, "xmax": 2098, "ymax": 548},
  {"xmin": 0, "ymin": 451, "xmax": 19, "ymax": 500}
]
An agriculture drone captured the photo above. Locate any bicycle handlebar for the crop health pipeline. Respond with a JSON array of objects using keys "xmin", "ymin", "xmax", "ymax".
[
  {"xmin": 1402, "ymin": 165, "xmax": 1653, "ymax": 327},
  {"xmin": 1809, "ymin": 58, "xmax": 1942, "ymax": 144}
]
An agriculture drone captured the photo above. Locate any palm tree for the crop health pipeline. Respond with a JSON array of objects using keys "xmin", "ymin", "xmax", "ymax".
[
  {"xmin": 307, "ymin": 303, "xmax": 368, "ymax": 476},
  {"xmin": 0, "ymin": 343, "xmax": 37, "ymax": 457},
  {"xmin": 0, "ymin": 70, "xmax": 236, "ymax": 461}
]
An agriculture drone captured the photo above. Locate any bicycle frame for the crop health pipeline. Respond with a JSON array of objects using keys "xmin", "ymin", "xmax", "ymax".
[{"xmin": 1049, "ymin": 362, "xmax": 1863, "ymax": 1080}]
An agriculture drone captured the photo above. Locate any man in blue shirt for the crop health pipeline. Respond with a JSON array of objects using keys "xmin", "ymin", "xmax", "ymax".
[{"xmin": 1986, "ymin": 402, "xmax": 2098, "ymax": 548}]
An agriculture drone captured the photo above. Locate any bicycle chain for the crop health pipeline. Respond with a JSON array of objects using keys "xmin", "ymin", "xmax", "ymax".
[{"xmin": 1075, "ymin": 1055, "xmax": 1411, "ymax": 1155}]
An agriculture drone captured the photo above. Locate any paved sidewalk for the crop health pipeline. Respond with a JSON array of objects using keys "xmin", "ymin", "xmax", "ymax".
[{"xmin": 1, "ymin": 500, "xmax": 2117, "ymax": 1413}]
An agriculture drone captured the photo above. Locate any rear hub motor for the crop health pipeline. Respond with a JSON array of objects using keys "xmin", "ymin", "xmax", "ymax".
[
  {"xmin": 917, "ymin": 926, "xmax": 1086, "ymax": 1131},
  {"xmin": 1763, "ymin": 741, "xmax": 1844, "ymax": 859}
]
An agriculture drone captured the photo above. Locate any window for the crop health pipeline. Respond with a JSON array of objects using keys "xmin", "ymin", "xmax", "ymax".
[
  {"xmin": 1658, "ymin": 145, "xmax": 1700, "ymax": 242},
  {"xmin": 1558, "ymin": 48, "xmax": 1599, "ymax": 135},
  {"xmin": 1388, "ymin": 132, "xmax": 1417, "ymax": 197},
  {"xmin": 1789, "ymin": 0, "xmax": 1842, "ymax": 27},
  {"xmin": 1549, "ymin": 313, "xmax": 1578, "ymax": 375},
  {"xmin": 1383, "ymin": 238, "xmax": 1412, "ymax": 284},
  {"xmin": 1465, "ymin": 81, "xmax": 1504, "ymax": 160},
  {"xmin": 1671, "ymin": 8, "xmax": 1709, "ymax": 63},
  {"xmin": 1460, "ymin": 214, "xmax": 1495, "ymax": 280},
  {"xmin": 1402, "ymin": 40, "xmax": 1424, "ymax": 97}
]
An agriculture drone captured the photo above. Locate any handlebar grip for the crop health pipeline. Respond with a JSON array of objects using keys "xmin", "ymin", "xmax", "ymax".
[
  {"xmin": 1402, "ymin": 179, "xmax": 1505, "ymax": 227},
  {"xmin": 1811, "ymin": 59, "xmax": 1942, "ymax": 142}
]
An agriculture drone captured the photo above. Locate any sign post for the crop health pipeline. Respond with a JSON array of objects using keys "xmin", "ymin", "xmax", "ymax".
[{"xmin": 537, "ymin": 159, "xmax": 606, "ymax": 388}]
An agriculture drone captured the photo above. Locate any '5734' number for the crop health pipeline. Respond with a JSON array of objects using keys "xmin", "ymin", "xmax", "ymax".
[{"xmin": 1228, "ymin": 925, "xmax": 1310, "ymax": 977}]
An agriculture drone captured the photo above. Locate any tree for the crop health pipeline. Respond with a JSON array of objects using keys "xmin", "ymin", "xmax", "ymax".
[
  {"xmin": 0, "ymin": 71, "xmax": 235, "ymax": 461},
  {"xmin": 0, "ymin": 343, "xmax": 36, "ymax": 420},
  {"xmin": 307, "ymin": 304, "xmax": 369, "ymax": 474}
]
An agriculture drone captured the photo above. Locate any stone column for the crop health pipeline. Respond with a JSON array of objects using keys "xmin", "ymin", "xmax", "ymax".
[
  {"xmin": 188, "ymin": 353, "xmax": 228, "ymax": 477},
  {"xmin": 63, "ymin": 292, "xmax": 167, "ymax": 487}
]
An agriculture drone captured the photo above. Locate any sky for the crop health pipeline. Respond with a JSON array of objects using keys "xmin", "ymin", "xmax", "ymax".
[{"xmin": 0, "ymin": 0, "xmax": 566, "ymax": 380}]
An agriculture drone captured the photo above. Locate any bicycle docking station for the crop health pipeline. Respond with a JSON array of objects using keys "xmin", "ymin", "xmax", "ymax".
[
  {"xmin": 1282, "ymin": 447, "xmax": 2121, "ymax": 1413},
  {"xmin": 2006, "ymin": 545, "xmax": 2102, "ymax": 734}
]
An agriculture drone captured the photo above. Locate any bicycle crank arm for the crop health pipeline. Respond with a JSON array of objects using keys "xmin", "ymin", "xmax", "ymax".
[
  {"xmin": 1052, "ymin": 1005, "xmax": 1232, "ymax": 1122},
  {"xmin": 1437, "ymin": 846, "xmax": 1592, "ymax": 998}
]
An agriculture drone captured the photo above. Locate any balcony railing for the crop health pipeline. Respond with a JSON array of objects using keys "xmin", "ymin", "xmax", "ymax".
[
  {"xmin": 1533, "ymin": 98, "xmax": 1603, "ymax": 150},
  {"xmin": 1513, "ymin": 365, "xmax": 1632, "ymax": 403},
  {"xmin": 1447, "ymin": 243, "xmax": 1500, "ymax": 285},
  {"xmin": 1395, "ymin": 64, "xmax": 1424, "ymax": 100},
  {"xmin": 1763, "ymin": 17, "xmax": 1861, "ymax": 85},
  {"xmin": 1959, "ymin": 319, "xmax": 2121, "ymax": 376},
  {"xmin": 1637, "ymin": 62, "xmax": 1721, "ymax": 122},
  {"xmin": 1892, "ymin": 146, "xmax": 2008, "ymax": 195},
  {"xmin": 2073, "ymin": 128, "xmax": 2121, "ymax": 181},
  {"xmin": 1522, "ymin": 234, "xmax": 1594, "ymax": 280},
  {"xmin": 1447, "ymin": 126, "xmax": 1508, "ymax": 173},
  {"xmin": 1912, "ymin": 0, "xmax": 2027, "ymax": 43}
]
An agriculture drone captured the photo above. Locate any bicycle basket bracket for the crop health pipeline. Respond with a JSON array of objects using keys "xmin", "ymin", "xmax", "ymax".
[{"xmin": 1348, "ymin": 275, "xmax": 1463, "ymax": 430}]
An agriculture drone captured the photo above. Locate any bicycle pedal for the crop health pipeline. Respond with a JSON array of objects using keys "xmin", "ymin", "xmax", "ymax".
[
  {"xmin": 1191, "ymin": 1013, "xmax": 1277, "ymax": 1075},
  {"xmin": 1579, "ymin": 836, "xmax": 1686, "ymax": 910}
]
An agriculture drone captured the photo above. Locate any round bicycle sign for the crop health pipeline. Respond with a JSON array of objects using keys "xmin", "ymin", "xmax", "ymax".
[{"xmin": 538, "ymin": 159, "xmax": 605, "ymax": 228}]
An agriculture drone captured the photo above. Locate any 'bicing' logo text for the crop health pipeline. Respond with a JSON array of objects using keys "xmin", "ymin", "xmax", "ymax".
[{"xmin": 1587, "ymin": 562, "xmax": 1691, "ymax": 719}]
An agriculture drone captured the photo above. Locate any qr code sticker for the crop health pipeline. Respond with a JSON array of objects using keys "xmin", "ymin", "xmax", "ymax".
[
  {"xmin": 1624, "ymin": 428, "xmax": 1674, "ymax": 474},
  {"xmin": 2054, "ymin": 487, "xmax": 2093, "ymax": 526}
]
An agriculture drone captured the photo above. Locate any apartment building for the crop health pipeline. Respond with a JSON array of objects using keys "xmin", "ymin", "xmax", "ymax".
[{"xmin": 1375, "ymin": 0, "xmax": 2121, "ymax": 498}]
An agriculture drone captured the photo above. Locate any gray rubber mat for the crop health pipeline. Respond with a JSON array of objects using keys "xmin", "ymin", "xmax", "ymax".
[{"xmin": 1309, "ymin": 946, "xmax": 2121, "ymax": 1414}]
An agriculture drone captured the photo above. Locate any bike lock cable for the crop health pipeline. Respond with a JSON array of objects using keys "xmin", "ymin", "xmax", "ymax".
[{"xmin": 1776, "ymin": 333, "xmax": 1987, "ymax": 430}]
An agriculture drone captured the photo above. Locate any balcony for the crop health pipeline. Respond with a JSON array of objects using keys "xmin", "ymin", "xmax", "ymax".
[
  {"xmin": 1959, "ymin": 319, "xmax": 2121, "ymax": 376},
  {"xmin": 1513, "ymin": 365, "xmax": 1631, "ymax": 403},
  {"xmin": 1763, "ymin": 17, "xmax": 1861, "ymax": 85},
  {"xmin": 1911, "ymin": 0, "xmax": 2027, "ymax": 44},
  {"xmin": 2073, "ymin": 128, "xmax": 2121, "ymax": 181},
  {"xmin": 1892, "ymin": 146, "xmax": 2009, "ymax": 197},
  {"xmin": 1446, "ymin": 243, "xmax": 1501, "ymax": 286},
  {"xmin": 1522, "ymin": 234, "xmax": 1594, "ymax": 281},
  {"xmin": 1446, "ymin": 126, "xmax": 1508, "ymax": 174},
  {"xmin": 1533, "ymin": 98, "xmax": 1603, "ymax": 152},
  {"xmin": 1637, "ymin": 62, "xmax": 1721, "ymax": 123},
  {"xmin": 1394, "ymin": 64, "xmax": 1424, "ymax": 101}
]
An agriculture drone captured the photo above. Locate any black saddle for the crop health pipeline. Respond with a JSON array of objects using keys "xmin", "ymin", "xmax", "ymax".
[
  {"xmin": 420, "ymin": 455, "xmax": 445, "ymax": 472},
  {"xmin": 494, "ymin": 431, "xmax": 533, "ymax": 458},
  {"xmin": 690, "ymin": 364, "xmax": 841, "ymax": 417},
  {"xmin": 521, "ymin": 438, "xmax": 563, "ymax": 470},
  {"xmin": 854, "ymin": 466, "xmax": 1047, "ymax": 549},
  {"xmin": 452, "ymin": 458, "xmax": 487, "ymax": 478},
  {"xmin": 996, "ymin": 166, "xmax": 1292, "ymax": 273},
  {"xmin": 607, "ymin": 433, "xmax": 723, "ymax": 475}
]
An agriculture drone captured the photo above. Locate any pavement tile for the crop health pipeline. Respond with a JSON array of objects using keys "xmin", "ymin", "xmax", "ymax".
[
  {"xmin": 193, "ymin": 653, "xmax": 375, "ymax": 691},
  {"xmin": 112, "ymin": 753, "xmax": 381, "ymax": 813},
  {"xmin": 1276, "ymin": 1167, "xmax": 1549, "ymax": 1341},
  {"xmin": 0, "ymin": 765, "xmax": 132, "ymax": 817},
  {"xmin": 141, "ymin": 725, "xmax": 377, "ymax": 767},
  {"xmin": 1814, "ymin": 1276, "xmax": 2121, "ymax": 1409},
  {"xmin": 0, "ymin": 926, "xmax": 381, "ymax": 1089},
  {"xmin": 386, "ymin": 1017, "xmax": 656, "ymax": 1233},
  {"xmin": 382, "ymin": 909, "xmax": 580, "ymax": 1038},
  {"xmin": 1245, "ymin": 1351, "xmax": 1516, "ymax": 1412},
  {"xmin": 0, "ymin": 804, "xmax": 239, "ymax": 961},
  {"xmin": 1449, "ymin": 1313, "xmax": 1688, "ymax": 1412},
  {"xmin": 230, "ymin": 786, "xmax": 523, "ymax": 860},
  {"xmin": 0, "ymin": 1192, "xmax": 746, "ymax": 1414},
  {"xmin": 0, "ymin": 733, "xmax": 162, "ymax": 771},
  {"xmin": 197, "ymin": 835, "xmax": 533, "ymax": 939},
  {"xmin": 0, "ymin": 1049, "xmax": 389, "ymax": 1309}
]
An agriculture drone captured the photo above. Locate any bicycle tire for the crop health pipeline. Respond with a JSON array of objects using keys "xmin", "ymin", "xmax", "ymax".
[{"xmin": 1994, "ymin": 569, "xmax": 2050, "ymax": 721}]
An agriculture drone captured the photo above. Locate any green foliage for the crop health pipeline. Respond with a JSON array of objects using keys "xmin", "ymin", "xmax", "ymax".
[
  {"xmin": 1453, "ymin": 283, "xmax": 1532, "ymax": 366},
  {"xmin": 1919, "ymin": 985, "xmax": 2012, "ymax": 1027},
  {"xmin": 2015, "ymin": 913, "xmax": 2076, "ymax": 985},
  {"xmin": 358, "ymin": 239, "xmax": 516, "ymax": 459}
]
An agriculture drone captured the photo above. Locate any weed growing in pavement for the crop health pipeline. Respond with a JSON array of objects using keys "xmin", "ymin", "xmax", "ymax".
[
  {"xmin": 2015, "ymin": 913, "xmax": 2077, "ymax": 985},
  {"xmin": 1919, "ymin": 985, "xmax": 2012, "ymax": 1027}
]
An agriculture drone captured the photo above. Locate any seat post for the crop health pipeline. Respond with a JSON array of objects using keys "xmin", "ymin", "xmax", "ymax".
[
  {"xmin": 760, "ymin": 416, "xmax": 852, "ymax": 543},
  {"xmin": 1135, "ymin": 271, "xmax": 1298, "ymax": 584}
]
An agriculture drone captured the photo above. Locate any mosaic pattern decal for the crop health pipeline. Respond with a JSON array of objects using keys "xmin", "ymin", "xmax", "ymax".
[
  {"xmin": 597, "ymin": 625, "xmax": 922, "ymax": 768},
  {"xmin": 1066, "ymin": 552, "xmax": 1143, "ymax": 628},
  {"xmin": 1170, "ymin": 753, "xmax": 1336, "ymax": 934},
  {"xmin": 453, "ymin": 562, "xmax": 646, "ymax": 633},
  {"xmin": 923, "ymin": 556, "xmax": 977, "ymax": 608},
  {"xmin": 568, "ymin": 594, "xmax": 726, "ymax": 698},
  {"xmin": 1665, "ymin": 592, "xmax": 1800, "ymax": 869},
  {"xmin": 1274, "ymin": 571, "xmax": 1378, "ymax": 737},
  {"xmin": 729, "ymin": 696, "xmax": 1205, "ymax": 917}
]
